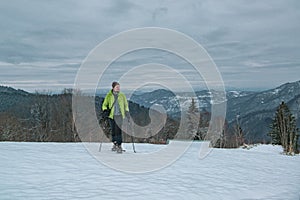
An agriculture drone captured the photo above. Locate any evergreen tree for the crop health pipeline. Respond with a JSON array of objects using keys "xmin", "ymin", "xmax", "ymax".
[
  {"xmin": 187, "ymin": 98, "xmax": 200, "ymax": 139},
  {"xmin": 269, "ymin": 102, "xmax": 299, "ymax": 155}
]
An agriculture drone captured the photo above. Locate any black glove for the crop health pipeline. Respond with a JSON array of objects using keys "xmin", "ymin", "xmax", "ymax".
[{"xmin": 102, "ymin": 109, "xmax": 110, "ymax": 118}]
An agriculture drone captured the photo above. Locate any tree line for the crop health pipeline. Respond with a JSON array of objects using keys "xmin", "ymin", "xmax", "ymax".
[
  {"xmin": 0, "ymin": 88, "xmax": 179, "ymax": 143},
  {"xmin": 1, "ymin": 86, "xmax": 299, "ymax": 154},
  {"xmin": 0, "ymin": 90, "xmax": 79, "ymax": 142},
  {"xmin": 186, "ymin": 98, "xmax": 299, "ymax": 154}
]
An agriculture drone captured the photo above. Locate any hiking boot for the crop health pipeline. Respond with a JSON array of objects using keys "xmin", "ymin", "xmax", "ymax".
[
  {"xmin": 116, "ymin": 145, "xmax": 123, "ymax": 153},
  {"xmin": 111, "ymin": 143, "xmax": 117, "ymax": 151}
]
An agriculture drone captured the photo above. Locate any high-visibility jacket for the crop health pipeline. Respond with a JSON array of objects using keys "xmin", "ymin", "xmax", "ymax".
[{"xmin": 102, "ymin": 90, "xmax": 129, "ymax": 119}]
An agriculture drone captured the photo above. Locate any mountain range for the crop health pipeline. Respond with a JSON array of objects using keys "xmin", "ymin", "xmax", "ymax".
[
  {"xmin": 129, "ymin": 80, "xmax": 300, "ymax": 143},
  {"xmin": 1, "ymin": 80, "xmax": 299, "ymax": 143}
]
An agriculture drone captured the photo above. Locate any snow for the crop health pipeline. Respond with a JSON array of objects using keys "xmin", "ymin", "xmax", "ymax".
[
  {"xmin": 272, "ymin": 89, "xmax": 281, "ymax": 95},
  {"xmin": 229, "ymin": 91, "xmax": 241, "ymax": 97},
  {"xmin": 0, "ymin": 142, "xmax": 299, "ymax": 200}
]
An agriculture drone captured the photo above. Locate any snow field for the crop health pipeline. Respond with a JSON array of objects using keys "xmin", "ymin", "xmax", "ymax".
[{"xmin": 0, "ymin": 142, "xmax": 299, "ymax": 200}]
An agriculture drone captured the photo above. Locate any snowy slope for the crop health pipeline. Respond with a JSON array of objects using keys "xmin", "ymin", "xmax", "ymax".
[{"xmin": 0, "ymin": 142, "xmax": 299, "ymax": 200}]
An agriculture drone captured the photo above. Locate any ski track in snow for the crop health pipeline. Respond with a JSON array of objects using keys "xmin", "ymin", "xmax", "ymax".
[{"xmin": 0, "ymin": 142, "xmax": 299, "ymax": 200}]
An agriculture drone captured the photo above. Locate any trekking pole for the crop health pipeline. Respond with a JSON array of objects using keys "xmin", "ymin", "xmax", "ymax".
[
  {"xmin": 128, "ymin": 118, "xmax": 136, "ymax": 153},
  {"xmin": 99, "ymin": 139, "xmax": 103, "ymax": 152},
  {"xmin": 99, "ymin": 141, "xmax": 103, "ymax": 152},
  {"xmin": 99, "ymin": 117, "xmax": 108, "ymax": 152},
  {"xmin": 99, "ymin": 126, "xmax": 104, "ymax": 152}
]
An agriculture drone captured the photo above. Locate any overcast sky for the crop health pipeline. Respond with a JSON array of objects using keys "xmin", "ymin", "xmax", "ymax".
[{"xmin": 0, "ymin": 0, "xmax": 299, "ymax": 92}]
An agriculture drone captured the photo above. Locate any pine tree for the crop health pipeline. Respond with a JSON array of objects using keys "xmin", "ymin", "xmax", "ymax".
[
  {"xmin": 269, "ymin": 102, "xmax": 299, "ymax": 155},
  {"xmin": 187, "ymin": 98, "xmax": 200, "ymax": 139}
]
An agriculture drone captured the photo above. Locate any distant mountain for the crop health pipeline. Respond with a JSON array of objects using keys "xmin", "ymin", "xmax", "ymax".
[
  {"xmin": 129, "ymin": 81, "xmax": 300, "ymax": 143},
  {"xmin": 226, "ymin": 81, "xmax": 300, "ymax": 121},
  {"xmin": 130, "ymin": 89, "xmax": 180, "ymax": 114},
  {"xmin": 0, "ymin": 86, "xmax": 29, "ymax": 95},
  {"xmin": 1, "ymin": 81, "xmax": 300, "ymax": 144},
  {"xmin": 0, "ymin": 86, "xmax": 31, "ymax": 113},
  {"xmin": 227, "ymin": 81, "xmax": 300, "ymax": 142},
  {"xmin": 130, "ymin": 88, "xmax": 255, "ymax": 116}
]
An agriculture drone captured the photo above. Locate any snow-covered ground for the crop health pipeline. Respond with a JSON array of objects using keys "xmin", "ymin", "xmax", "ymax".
[{"xmin": 0, "ymin": 142, "xmax": 299, "ymax": 200}]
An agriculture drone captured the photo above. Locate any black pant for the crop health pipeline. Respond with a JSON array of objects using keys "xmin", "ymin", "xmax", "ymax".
[{"xmin": 110, "ymin": 115, "xmax": 123, "ymax": 146}]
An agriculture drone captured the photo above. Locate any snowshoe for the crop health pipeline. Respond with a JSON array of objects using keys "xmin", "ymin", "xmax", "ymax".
[
  {"xmin": 116, "ymin": 145, "xmax": 124, "ymax": 153},
  {"xmin": 111, "ymin": 143, "xmax": 117, "ymax": 151}
]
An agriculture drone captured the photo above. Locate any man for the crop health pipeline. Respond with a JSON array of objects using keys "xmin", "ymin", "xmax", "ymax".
[{"xmin": 102, "ymin": 81, "xmax": 129, "ymax": 153}]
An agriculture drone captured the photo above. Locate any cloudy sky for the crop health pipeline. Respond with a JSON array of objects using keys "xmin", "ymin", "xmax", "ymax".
[{"xmin": 0, "ymin": 0, "xmax": 299, "ymax": 92}]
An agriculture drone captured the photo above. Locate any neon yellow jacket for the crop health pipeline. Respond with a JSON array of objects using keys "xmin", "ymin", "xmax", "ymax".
[{"xmin": 102, "ymin": 90, "xmax": 129, "ymax": 119}]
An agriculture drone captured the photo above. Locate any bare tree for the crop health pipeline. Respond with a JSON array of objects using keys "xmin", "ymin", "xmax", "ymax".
[{"xmin": 234, "ymin": 114, "xmax": 244, "ymax": 147}]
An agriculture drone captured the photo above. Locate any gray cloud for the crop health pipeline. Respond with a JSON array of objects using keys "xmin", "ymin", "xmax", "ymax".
[{"xmin": 0, "ymin": 0, "xmax": 299, "ymax": 91}]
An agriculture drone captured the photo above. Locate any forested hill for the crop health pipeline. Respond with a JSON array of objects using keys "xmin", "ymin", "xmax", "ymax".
[
  {"xmin": 0, "ymin": 87, "xmax": 178, "ymax": 142},
  {"xmin": 1, "ymin": 80, "xmax": 300, "ymax": 145},
  {"xmin": 0, "ymin": 86, "xmax": 30, "ymax": 112}
]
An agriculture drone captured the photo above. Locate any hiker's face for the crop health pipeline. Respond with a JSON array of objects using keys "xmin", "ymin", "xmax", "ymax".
[{"xmin": 113, "ymin": 85, "xmax": 120, "ymax": 92}]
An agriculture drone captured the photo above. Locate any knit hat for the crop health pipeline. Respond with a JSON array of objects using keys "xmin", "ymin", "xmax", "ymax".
[{"xmin": 112, "ymin": 81, "xmax": 120, "ymax": 88}]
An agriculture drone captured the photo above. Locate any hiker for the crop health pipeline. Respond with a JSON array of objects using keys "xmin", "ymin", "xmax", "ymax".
[{"xmin": 102, "ymin": 81, "xmax": 129, "ymax": 153}]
